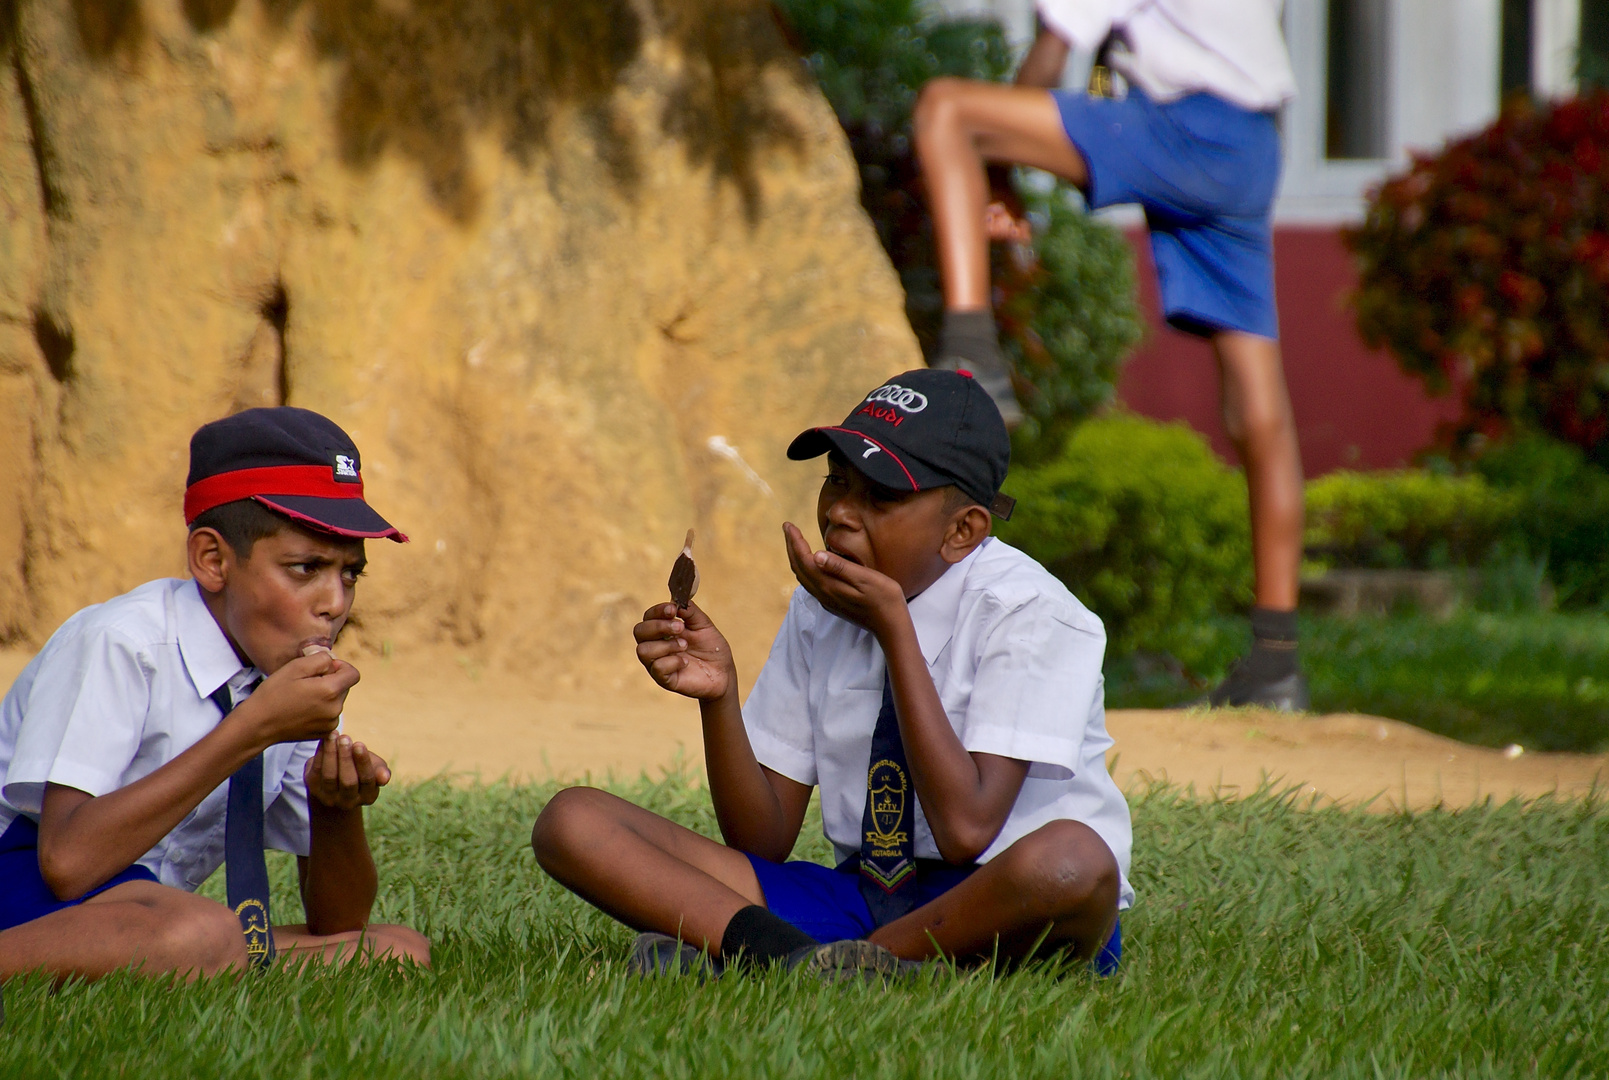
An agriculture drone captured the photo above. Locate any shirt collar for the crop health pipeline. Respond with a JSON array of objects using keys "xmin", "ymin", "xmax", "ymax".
[
  {"xmin": 905, "ymin": 538, "xmax": 989, "ymax": 666},
  {"xmin": 176, "ymin": 578, "xmax": 253, "ymax": 701}
]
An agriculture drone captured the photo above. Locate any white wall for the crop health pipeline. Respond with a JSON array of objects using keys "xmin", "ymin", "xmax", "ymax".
[{"xmin": 1277, "ymin": 0, "xmax": 1503, "ymax": 223}]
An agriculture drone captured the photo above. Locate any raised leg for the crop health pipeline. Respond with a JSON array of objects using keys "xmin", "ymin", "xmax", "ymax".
[
  {"xmin": 913, "ymin": 78, "xmax": 1088, "ymax": 312},
  {"xmin": 1214, "ymin": 331, "xmax": 1304, "ymax": 611},
  {"xmin": 532, "ymin": 786, "xmax": 765, "ymax": 955},
  {"xmin": 868, "ymin": 819, "xmax": 1119, "ymax": 963}
]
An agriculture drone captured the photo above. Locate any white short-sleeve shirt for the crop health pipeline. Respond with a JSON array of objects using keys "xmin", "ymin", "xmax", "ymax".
[
  {"xmin": 743, "ymin": 538, "xmax": 1134, "ymax": 909},
  {"xmin": 1037, "ymin": 0, "xmax": 1296, "ymax": 111},
  {"xmin": 0, "ymin": 578, "xmax": 321, "ymax": 892}
]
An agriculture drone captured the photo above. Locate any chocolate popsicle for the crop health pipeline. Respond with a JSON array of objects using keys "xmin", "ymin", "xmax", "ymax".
[{"xmin": 668, "ymin": 528, "xmax": 698, "ymax": 610}]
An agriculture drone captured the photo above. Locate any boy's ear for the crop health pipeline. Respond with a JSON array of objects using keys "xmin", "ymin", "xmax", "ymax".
[
  {"xmin": 188, "ymin": 527, "xmax": 233, "ymax": 594},
  {"xmin": 940, "ymin": 505, "xmax": 992, "ymax": 565}
]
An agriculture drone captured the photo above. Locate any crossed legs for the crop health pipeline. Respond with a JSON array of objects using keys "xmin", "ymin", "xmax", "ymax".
[
  {"xmin": 532, "ymin": 785, "xmax": 1119, "ymax": 964},
  {"xmin": 0, "ymin": 881, "xmax": 430, "ymax": 983}
]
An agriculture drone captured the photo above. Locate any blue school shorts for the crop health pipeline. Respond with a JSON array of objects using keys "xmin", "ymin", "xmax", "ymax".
[
  {"xmin": 1053, "ymin": 87, "xmax": 1282, "ymax": 340},
  {"xmin": 746, "ymin": 853, "xmax": 1122, "ymax": 975},
  {"xmin": 0, "ymin": 815, "xmax": 159, "ymax": 932}
]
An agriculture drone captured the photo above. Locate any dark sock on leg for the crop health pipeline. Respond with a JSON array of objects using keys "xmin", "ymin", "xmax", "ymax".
[
  {"xmin": 719, "ymin": 905, "xmax": 816, "ymax": 966},
  {"xmin": 938, "ymin": 309, "xmax": 1003, "ymax": 370},
  {"xmin": 1245, "ymin": 607, "xmax": 1299, "ymax": 680}
]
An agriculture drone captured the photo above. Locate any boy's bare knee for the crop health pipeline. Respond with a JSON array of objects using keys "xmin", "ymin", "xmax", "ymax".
[
  {"xmin": 154, "ymin": 899, "xmax": 247, "ymax": 975},
  {"xmin": 531, "ymin": 785, "xmax": 606, "ymax": 869},
  {"xmin": 914, "ymin": 77, "xmax": 969, "ymax": 135},
  {"xmin": 999, "ymin": 820, "xmax": 1119, "ymax": 917}
]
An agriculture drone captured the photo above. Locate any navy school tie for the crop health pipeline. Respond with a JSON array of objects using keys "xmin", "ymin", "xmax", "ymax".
[
  {"xmin": 209, "ymin": 680, "xmax": 275, "ymax": 972},
  {"xmin": 858, "ymin": 672, "xmax": 919, "ymax": 924}
]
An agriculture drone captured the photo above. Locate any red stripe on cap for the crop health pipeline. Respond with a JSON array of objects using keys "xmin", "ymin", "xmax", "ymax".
[
  {"xmin": 184, "ymin": 465, "xmax": 364, "ymax": 524},
  {"xmin": 820, "ymin": 427, "xmax": 920, "ymax": 491}
]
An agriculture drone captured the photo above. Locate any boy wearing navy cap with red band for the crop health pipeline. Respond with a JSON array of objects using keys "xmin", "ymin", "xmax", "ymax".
[
  {"xmin": 535, "ymin": 370, "xmax": 1131, "ymax": 977},
  {"xmin": 0, "ymin": 407, "xmax": 429, "ymax": 981}
]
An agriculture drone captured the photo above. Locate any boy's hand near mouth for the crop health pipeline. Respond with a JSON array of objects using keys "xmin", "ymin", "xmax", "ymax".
[
  {"xmin": 228, "ymin": 648, "xmax": 362, "ymax": 749},
  {"xmin": 782, "ymin": 522, "xmax": 907, "ymax": 637}
]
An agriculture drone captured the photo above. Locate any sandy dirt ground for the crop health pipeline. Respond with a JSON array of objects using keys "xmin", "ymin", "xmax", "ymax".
[{"xmin": 2, "ymin": 648, "xmax": 1603, "ymax": 812}]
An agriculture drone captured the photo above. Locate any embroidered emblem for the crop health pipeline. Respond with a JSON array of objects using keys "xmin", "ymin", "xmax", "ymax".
[
  {"xmin": 333, "ymin": 454, "xmax": 359, "ymax": 481},
  {"xmin": 235, "ymin": 897, "xmax": 274, "ymax": 970},
  {"xmin": 864, "ymin": 384, "xmax": 929, "ymax": 413},
  {"xmin": 861, "ymin": 439, "xmax": 882, "ymax": 459},
  {"xmin": 862, "ymin": 758, "xmax": 915, "ymax": 891}
]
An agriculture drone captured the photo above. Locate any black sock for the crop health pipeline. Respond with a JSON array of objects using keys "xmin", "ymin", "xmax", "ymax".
[
  {"xmin": 719, "ymin": 905, "xmax": 816, "ymax": 966},
  {"xmin": 1244, "ymin": 607, "xmax": 1299, "ymax": 681},
  {"xmin": 938, "ymin": 309, "xmax": 1003, "ymax": 371}
]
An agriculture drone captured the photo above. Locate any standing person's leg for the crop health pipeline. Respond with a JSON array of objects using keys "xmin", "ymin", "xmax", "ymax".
[
  {"xmin": 1207, "ymin": 330, "xmax": 1308, "ymax": 709},
  {"xmin": 912, "ymin": 78, "xmax": 1089, "ymax": 425},
  {"xmin": 1215, "ymin": 332, "xmax": 1303, "ymax": 611}
]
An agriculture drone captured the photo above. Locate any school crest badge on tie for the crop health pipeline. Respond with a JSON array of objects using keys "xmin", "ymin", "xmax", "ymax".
[
  {"xmin": 858, "ymin": 675, "xmax": 919, "ymax": 920},
  {"xmin": 862, "ymin": 757, "xmax": 914, "ymax": 890}
]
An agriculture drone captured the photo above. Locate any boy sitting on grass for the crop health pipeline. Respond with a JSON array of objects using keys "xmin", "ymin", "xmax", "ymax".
[
  {"xmin": 534, "ymin": 370, "xmax": 1131, "ymax": 976},
  {"xmin": 0, "ymin": 408, "xmax": 430, "ymax": 982}
]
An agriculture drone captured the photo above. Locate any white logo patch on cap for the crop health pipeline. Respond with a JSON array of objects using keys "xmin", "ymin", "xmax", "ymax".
[
  {"xmin": 865, "ymin": 384, "xmax": 928, "ymax": 413},
  {"xmin": 334, "ymin": 455, "xmax": 359, "ymax": 479}
]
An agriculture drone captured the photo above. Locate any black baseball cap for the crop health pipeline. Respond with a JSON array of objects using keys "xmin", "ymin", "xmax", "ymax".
[
  {"xmin": 184, "ymin": 407, "xmax": 408, "ymax": 542},
  {"xmin": 787, "ymin": 369, "xmax": 1015, "ymax": 519}
]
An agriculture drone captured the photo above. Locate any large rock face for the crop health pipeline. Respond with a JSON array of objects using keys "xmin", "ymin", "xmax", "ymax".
[{"xmin": 0, "ymin": 0, "xmax": 917, "ymax": 686}]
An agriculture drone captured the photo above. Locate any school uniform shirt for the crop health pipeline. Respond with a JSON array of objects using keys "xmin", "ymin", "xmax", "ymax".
[
  {"xmin": 1036, "ymin": 0, "xmax": 1296, "ymax": 112},
  {"xmin": 0, "ymin": 578, "xmax": 320, "ymax": 891},
  {"xmin": 744, "ymin": 537, "xmax": 1135, "ymax": 909}
]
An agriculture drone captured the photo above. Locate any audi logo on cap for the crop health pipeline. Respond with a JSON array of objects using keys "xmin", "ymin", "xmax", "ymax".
[{"xmin": 865, "ymin": 384, "xmax": 928, "ymax": 413}]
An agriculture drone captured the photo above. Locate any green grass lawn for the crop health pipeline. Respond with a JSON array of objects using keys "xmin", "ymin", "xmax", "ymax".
[
  {"xmin": 4, "ymin": 774, "xmax": 1605, "ymax": 1078},
  {"xmin": 1106, "ymin": 611, "xmax": 1609, "ymax": 753}
]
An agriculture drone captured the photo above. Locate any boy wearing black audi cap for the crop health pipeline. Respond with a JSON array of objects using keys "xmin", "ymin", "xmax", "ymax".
[
  {"xmin": 0, "ymin": 407, "xmax": 429, "ymax": 981},
  {"xmin": 534, "ymin": 370, "xmax": 1132, "ymax": 977}
]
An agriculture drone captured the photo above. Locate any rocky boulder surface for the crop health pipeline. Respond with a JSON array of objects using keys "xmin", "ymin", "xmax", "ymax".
[{"xmin": 0, "ymin": 0, "xmax": 916, "ymax": 687}]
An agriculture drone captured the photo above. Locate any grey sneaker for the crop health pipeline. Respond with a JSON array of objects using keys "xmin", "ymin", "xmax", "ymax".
[
  {"xmin": 931, "ymin": 353, "xmax": 1024, "ymax": 429},
  {"xmin": 784, "ymin": 939, "xmax": 921, "ymax": 983},
  {"xmin": 1205, "ymin": 662, "xmax": 1310, "ymax": 711},
  {"xmin": 626, "ymin": 933, "xmax": 724, "ymax": 979}
]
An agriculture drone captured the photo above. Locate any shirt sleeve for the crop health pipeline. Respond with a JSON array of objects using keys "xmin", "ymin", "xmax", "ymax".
[
  {"xmin": 2, "ymin": 625, "xmax": 151, "ymax": 813},
  {"xmin": 740, "ymin": 588, "xmax": 818, "ymax": 786},
  {"xmin": 1035, "ymin": 0, "xmax": 1136, "ymax": 52},
  {"xmin": 958, "ymin": 596, "xmax": 1105, "ymax": 780},
  {"xmin": 264, "ymin": 737, "xmax": 320, "ymax": 858}
]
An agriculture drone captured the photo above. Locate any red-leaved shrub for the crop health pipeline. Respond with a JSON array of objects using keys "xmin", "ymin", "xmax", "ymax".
[{"xmin": 1348, "ymin": 92, "xmax": 1609, "ymax": 458}]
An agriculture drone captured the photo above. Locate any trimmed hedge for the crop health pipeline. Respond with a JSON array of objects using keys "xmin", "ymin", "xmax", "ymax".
[
  {"xmin": 1476, "ymin": 434, "xmax": 1609, "ymax": 608},
  {"xmin": 1303, "ymin": 470, "xmax": 1521, "ymax": 570},
  {"xmin": 999, "ymin": 414, "xmax": 1251, "ymax": 656}
]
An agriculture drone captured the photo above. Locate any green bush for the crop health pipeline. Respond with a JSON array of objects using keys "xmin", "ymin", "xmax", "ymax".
[
  {"xmin": 998, "ymin": 414, "xmax": 1251, "ymax": 656},
  {"xmin": 1476, "ymin": 433, "xmax": 1609, "ymax": 608},
  {"xmin": 999, "ymin": 186, "xmax": 1143, "ymax": 460},
  {"xmin": 1348, "ymin": 92, "xmax": 1609, "ymax": 460},
  {"xmin": 1303, "ymin": 470, "xmax": 1522, "ymax": 570}
]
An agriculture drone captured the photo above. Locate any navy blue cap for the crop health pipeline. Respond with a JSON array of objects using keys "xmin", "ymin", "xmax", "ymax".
[
  {"xmin": 185, "ymin": 407, "xmax": 406, "ymax": 541},
  {"xmin": 787, "ymin": 369, "xmax": 1014, "ymax": 518}
]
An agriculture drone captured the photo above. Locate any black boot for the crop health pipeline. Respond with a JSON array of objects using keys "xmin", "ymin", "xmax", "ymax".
[
  {"xmin": 1205, "ymin": 608, "xmax": 1309, "ymax": 711},
  {"xmin": 932, "ymin": 310, "xmax": 1024, "ymax": 428}
]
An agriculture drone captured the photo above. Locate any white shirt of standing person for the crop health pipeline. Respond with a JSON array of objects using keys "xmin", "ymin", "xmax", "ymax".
[
  {"xmin": 742, "ymin": 537, "xmax": 1135, "ymax": 910},
  {"xmin": 1037, "ymin": 0, "xmax": 1297, "ymax": 111},
  {"xmin": 0, "ymin": 578, "xmax": 322, "ymax": 891}
]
